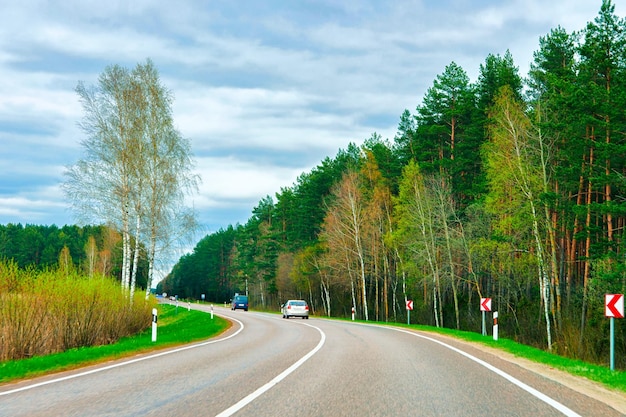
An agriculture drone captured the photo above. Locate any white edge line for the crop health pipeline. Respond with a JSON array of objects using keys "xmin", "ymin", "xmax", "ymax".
[
  {"xmin": 353, "ymin": 322, "xmax": 582, "ymax": 417},
  {"xmin": 215, "ymin": 321, "xmax": 326, "ymax": 417},
  {"xmin": 0, "ymin": 313, "xmax": 245, "ymax": 397}
]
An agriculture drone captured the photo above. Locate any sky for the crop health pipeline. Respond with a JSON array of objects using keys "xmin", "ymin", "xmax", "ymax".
[{"xmin": 1, "ymin": 0, "xmax": 623, "ymax": 240}]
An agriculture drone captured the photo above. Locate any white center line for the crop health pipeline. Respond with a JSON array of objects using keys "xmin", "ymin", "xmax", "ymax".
[{"xmin": 216, "ymin": 321, "xmax": 326, "ymax": 417}]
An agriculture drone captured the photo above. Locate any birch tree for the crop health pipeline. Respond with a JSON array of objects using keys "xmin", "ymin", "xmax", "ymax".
[
  {"xmin": 393, "ymin": 161, "xmax": 443, "ymax": 327},
  {"xmin": 321, "ymin": 170, "xmax": 369, "ymax": 320},
  {"xmin": 64, "ymin": 59, "xmax": 198, "ymax": 299},
  {"xmin": 484, "ymin": 85, "xmax": 553, "ymax": 349}
]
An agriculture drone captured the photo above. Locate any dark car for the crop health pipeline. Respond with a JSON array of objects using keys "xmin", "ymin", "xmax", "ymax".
[{"xmin": 231, "ymin": 294, "xmax": 249, "ymax": 311}]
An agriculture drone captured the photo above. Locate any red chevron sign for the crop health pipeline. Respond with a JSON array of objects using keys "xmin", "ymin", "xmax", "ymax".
[
  {"xmin": 406, "ymin": 300, "xmax": 413, "ymax": 311},
  {"xmin": 605, "ymin": 294, "xmax": 624, "ymax": 318},
  {"xmin": 480, "ymin": 298, "xmax": 492, "ymax": 312}
]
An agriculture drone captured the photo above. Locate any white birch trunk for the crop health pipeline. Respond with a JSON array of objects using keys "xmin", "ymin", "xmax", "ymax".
[
  {"xmin": 121, "ymin": 201, "xmax": 131, "ymax": 292},
  {"xmin": 130, "ymin": 214, "xmax": 141, "ymax": 301},
  {"xmin": 530, "ymin": 200, "xmax": 552, "ymax": 349},
  {"xmin": 145, "ymin": 236, "xmax": 157, "ymax": 300}
]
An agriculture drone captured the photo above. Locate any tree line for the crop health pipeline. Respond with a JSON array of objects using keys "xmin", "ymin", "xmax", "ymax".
[
  {"xmin": 0, "ymin": 223, "xmax": 149, "ymax": 289},
  {"xmin": 160, "ymin": 1, "xmax": 626, "ymax": 365}
]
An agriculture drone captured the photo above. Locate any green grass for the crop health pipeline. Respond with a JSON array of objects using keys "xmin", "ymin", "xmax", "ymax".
[{"xmin": 0, "ymin": 303, "xmax": 229, "ymax": 384}]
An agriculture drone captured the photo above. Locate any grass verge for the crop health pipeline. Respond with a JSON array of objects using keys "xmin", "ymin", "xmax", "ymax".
[{"xmin": 0, "ymin": 303, "xmax": 229, "ymax": 384}]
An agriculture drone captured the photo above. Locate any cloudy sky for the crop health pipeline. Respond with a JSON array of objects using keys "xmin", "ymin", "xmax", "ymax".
[{"xmin": 1, "ymin": 0, "xmax": 621, "ymax": 237}]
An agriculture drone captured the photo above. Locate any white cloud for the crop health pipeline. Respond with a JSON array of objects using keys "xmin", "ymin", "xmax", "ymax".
[
  {"xmin": 0, "ymin": 187, "xmax": 70, "ymax": 224},
  {"xmin": 1, "ymin": 0, "xmax": 623, "ymax": 234},
  {"xmin": 194, "ymin": 156, "xmax": 306, "ymax": 204}
]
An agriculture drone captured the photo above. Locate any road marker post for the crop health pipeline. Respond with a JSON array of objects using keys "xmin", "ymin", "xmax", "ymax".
[
  {"xmin": 351, "ymin": 306, "xmax": 355, "ymax": 321},
  {"xmin": 493, "ymin": 311, "xmax": 498, "ymax": 341},
  {"xmin": 211, "ymin": 304, "xmax": 214, "ymax": 319},
  {"xmin": 151, "ymin": 308, "xmax": 158, "ymax": 342},
  {"xmin": 605, "ymin": 294, "xmax": 624, "ymax": 371}
]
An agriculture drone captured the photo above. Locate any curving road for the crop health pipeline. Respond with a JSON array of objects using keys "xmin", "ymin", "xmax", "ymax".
[{"xmin": 0, "ymin": 304, "xmax": 623, "ymax": 417}]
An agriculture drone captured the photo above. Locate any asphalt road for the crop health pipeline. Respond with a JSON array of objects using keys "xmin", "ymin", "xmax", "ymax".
[{"xmin": 0, "ymin": 304, "xmax": 622, "ymax": 417}]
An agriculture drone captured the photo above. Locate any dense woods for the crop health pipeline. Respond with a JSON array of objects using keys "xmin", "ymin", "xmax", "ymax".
[
  {"xmin": 0, "ymin": 223, "xmax": 148, "ymax": 289},
  {"xmin": 159, "ymin": 2, "xmax": 626, "ymax": 366}
]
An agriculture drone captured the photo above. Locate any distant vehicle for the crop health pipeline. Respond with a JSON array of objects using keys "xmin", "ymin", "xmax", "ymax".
[
  {"xmin": 281, "ymin": 300, "xmax": 309, "ymax": 319},
  {"xmin": 231, "ymin": 294, "xmax": 249, "ymax": 311}
]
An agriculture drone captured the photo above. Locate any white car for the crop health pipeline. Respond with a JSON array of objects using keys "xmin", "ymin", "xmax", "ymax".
[{"xmin": 281, "ymin": 300, "xmax": 309, "ymax": 319}]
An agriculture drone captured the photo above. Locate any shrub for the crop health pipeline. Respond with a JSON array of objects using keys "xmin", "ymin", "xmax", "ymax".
[{"xmin": 0, "ymin": 260, "xmax": 155, "ymax": 361}]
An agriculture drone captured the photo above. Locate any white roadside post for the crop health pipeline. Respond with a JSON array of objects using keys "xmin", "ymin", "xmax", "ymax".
[
  {"xmin": 151, "ymin": 308, "xmax": 158, "ymax": 342},
  {"xmin": 351, "ymin": 306, "xmax": 355, "ymax": 321},
  {"xmin": 493, "ymin": 311, "xmax": 499, "ymax": 341},
  {"xmin": 188, "ymin": 301, "xmax": 191, "ymax": 312},
  {"xmin": 211, "ymin": 304, "xmax": 214, "ymax": 319}
]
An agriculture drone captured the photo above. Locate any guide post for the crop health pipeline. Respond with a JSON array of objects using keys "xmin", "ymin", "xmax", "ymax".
[
  {"xmin": 151, "ymin": 308, "xmax": 158, "ymax": 342},
  {"xmin": 493, "ymin": 311, "xmax": 498, "ymax": 341}
]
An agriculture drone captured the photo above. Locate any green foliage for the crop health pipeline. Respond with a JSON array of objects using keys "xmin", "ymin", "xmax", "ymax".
[
  {"xmin": 0, "ymin": 224, "xmax": 149, "ymax": 287},
  {"xmin": 0, "ymin": 260, "xmax": 155, "ymax": 362}
]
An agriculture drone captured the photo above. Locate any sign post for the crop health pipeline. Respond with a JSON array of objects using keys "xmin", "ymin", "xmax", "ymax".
[
  {"xmin": 351, "ymin": 306, "xmax": 355, "ymax": 321},
  {"xmin": 480, "ymin": 298, "xmax": 492, "ymax": 336},
  {"xmin": 605, "ymin": 294, "xmax": 624, "ymax": 371},
  {"xmin": 151, "ymin": 308, "xmax": 158, "ymax": 342},
  {"xmin": 406, "ymin": 300, "xmax": 414, "ymax": 325}
]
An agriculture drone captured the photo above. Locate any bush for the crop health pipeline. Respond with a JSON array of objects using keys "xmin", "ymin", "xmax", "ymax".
[{"xmin": 0, "ymin": 260, "xmax": 155, "ymax": 361}]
